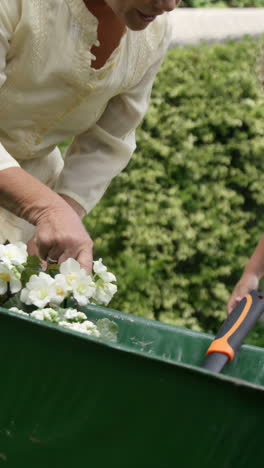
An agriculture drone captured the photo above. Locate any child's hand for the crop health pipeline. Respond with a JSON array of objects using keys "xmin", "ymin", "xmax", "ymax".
[{"xmin": 227, "ymin": 273, "xmax": 259, "ymax": 315}]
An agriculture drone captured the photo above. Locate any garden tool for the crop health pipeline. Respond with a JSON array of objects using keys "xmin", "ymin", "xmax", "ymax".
[{"xmin": 203, "ymin": 290, "xmax": 264, "ymax": 373}]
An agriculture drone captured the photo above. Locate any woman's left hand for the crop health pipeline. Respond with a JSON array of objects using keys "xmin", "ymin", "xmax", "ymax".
[{"xmin": 227, "ymin": 272, "xmax": 259, "ymax": 315}]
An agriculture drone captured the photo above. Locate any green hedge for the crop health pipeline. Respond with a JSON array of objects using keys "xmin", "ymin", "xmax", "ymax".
[
  {"xmin": 84, "ymin": 37, "xmax": 264, "ymax": 341},
  {"xmin": 180, "ymin": 0, "xmax": 263, "ymax": 6}
]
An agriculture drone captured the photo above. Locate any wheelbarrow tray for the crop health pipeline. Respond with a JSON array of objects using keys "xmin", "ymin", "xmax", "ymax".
[{"xmin": 0, "ymin": 304, "xmax": 263, "ymax": 468}]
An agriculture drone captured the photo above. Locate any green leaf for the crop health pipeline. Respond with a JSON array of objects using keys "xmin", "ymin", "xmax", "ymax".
[
  {"xmin": 3, "ymin": 295, "xmax": 34, "ymax": 314},
  {"xmin": 21, "ymin": 255, "xmax": 42, "ymax": 286},
  {"xmin": 25, "ymin": 255, "xmax": 42, "ymax": 268},
  {"xmin": 21, "ymin": 267, "xmax": 39, "ymax": 287},
  {"xmin": 45, "ymin": 264, "xmax": 60, "ymax": 278}
]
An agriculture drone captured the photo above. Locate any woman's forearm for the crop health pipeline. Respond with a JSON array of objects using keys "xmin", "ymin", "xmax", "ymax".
[
  {"xmin": 0, "ymin": 167, "xmax": 69, "ymax": 224},
  {"xmin": 243, "ymin": 235, "xmax": 264, "ymax": 280},
  {"xmin": 227, "ymin": 237, "xmax": 264, "ymax": 314}
]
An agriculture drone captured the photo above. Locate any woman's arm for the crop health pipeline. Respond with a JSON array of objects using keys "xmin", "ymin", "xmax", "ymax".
[
  {"xmin": 0, "ymin": 2, "xmax": 93, "ymax": 269},
  {"xmin": 59, "ymin": 194, "xmax": 86, "ymax": 218},
  {"xmin": 0, "ymin": 167, "xmax": 93, "ymax": 271},
  {"xmin": 54, "ymin": 51, "xmax": 169, "ymax": 215},
  {"xmin": 227, "ymin": 236, "xmax": 264, "ymax": 314}
]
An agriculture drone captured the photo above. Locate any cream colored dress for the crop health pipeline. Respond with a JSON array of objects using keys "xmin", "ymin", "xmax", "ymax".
[{"xmin": 0, "ymin": 0, "xmax": 172, "ymax": 243}]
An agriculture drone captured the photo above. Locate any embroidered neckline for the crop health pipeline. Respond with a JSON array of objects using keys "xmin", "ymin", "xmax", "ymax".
[
  {"xmin": 65, "ymin": 0, "xmax": 98, "ymax": 35},
  {"xmin": 65, "ymin": 0, "xmax": 129, "ymax": 75}
]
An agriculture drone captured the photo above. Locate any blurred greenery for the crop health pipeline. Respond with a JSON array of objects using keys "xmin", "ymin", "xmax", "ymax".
[
  {"xmin": 245, "ymin": 321, "xmax": 264, "ymax": 346},
  {"xmin": 60, "ymin": 36, "xmax": 264, "ymax": 347}
]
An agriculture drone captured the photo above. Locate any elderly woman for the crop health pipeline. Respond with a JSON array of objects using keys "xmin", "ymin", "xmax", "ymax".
[{"xmin": 0, "ymin": 0, "xmax": 179, "ymax": 270}]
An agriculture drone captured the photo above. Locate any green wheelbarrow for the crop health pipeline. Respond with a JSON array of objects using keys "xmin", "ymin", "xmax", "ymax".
[{"xmin": 0, "ymin": 293, "xmax": 264, "ymax": 468}]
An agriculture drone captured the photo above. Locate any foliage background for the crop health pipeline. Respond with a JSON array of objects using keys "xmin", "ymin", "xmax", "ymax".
[{"xmin": 79, "ymin": 37, "xmax": 264, "ymax": 345}]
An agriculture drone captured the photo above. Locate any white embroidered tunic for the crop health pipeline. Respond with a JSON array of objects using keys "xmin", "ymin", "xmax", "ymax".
[{"xmin": 0, "ymin": 0, "xmax": 171, "ymax": 242}]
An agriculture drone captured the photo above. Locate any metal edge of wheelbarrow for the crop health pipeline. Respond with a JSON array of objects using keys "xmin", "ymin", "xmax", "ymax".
[{"xmin": 1, "ymin": 304, "xmax": 263, "ymax": 393}]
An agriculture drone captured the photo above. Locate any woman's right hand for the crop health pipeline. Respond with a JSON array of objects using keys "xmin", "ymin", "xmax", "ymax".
[
  {"xmin": 27, "ymin": 203, "xmax": 93, "ymax": 272},
  {"xmin": 227, "ymin": 273, "xmax": 259, "ymax": 315},
  {"xmin": 0, "ymin": 167, "xmax": 93, "ymax": 272}
]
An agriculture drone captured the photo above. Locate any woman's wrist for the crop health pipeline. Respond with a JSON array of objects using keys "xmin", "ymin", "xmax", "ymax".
[
  {"xmin": 241, "ymin": 236, "xmax": 264, "ymax": 282},
  {"xmin": 59, "ymin": 194, "xmax": 86, "ymax": 218},
  {"xmin": 242, "ymin": 268, "xmax": 262, "ymax": 283}
]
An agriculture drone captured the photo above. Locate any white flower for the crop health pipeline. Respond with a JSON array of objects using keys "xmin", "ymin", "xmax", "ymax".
[
  {"xmin": 59, "ymin": 258, "xmax": 98, "ymax": 306},
  {"xmin": 0, "ymin": 263, "xmax": 22, "ymax": 294},
  {"xmin": 92, "ymin": 280, "xmax": 117, "ymax": 306},
  {"xmin": 58, "ymin": 320, "xmax": 100, "ymax": 337},
  {"xmin": 59, "ymin": 258, "xmax": 87, "ymax": 287},
  {"xmin": 31, "ymin": 310, "xmax": 45, "ymax": 321},
  {"xmin": 82, "ymin": 320, "xmax": 101, "ymax": 337},
  {"xmin": 31, "ymin": 308, "xmax": 60, "ymax": 323},
  {"xmin": 9, "ymin": 307, "xmax": 28, "ymax": 316},
  {"xmin": 0, "ymin": 242, "xmax": 27, "ymax": 266},
  {"xmin": 43, "ymin": 308, "xmax": 60, "ymax": 323},
  {"xmin": 63, "ymin": 309, "xmax": 87, "ymax": 322},
  {"xmin": 20, "ymin": 272, "xmax": 54, "ymax": 308},
  {"xmin": 72, "ymin": 275, "xmax": 96, "ymax": 306},
  {"xmin": 30, "ymin": 309, "xmax": 44, "ymax": 320},
  {"xmin": 93, "ymin": 258, "xmax": 116, "ymax": 282},
  {"xmin": 49, "ymin": 274, "xmax": 69, "ymax": 305}
]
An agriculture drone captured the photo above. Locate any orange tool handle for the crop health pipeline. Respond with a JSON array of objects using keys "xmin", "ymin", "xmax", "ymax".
[{"xmin": 203, "ymin": 290, "xmax": 264, "ymax": 373}]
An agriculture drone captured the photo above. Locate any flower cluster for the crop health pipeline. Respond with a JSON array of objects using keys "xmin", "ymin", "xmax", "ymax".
[
  {"xmin": 9, "ymin": 306, "xmax": 118, "ymax": 341},
  {"xmin": 0, "ymin": 242, "xmax": 27, "ymax": 294},
  {"xmin": 20, "ymin": 257, "xmax": 117, "ymax": 308},
  {"xmin": 0, "ymin": 242, "xmax": 118, "ymax": 340}
]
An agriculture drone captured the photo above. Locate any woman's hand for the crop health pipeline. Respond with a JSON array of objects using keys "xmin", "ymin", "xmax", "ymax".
[
  {"xmin": 27, "ymin": 203, "xmax": 93, "ymax": 272},
  {"xmin": 0, "ymin": 167, "xmax": 93, "ymax": 272},
  {"xmin": 227, "ymin": 273, "xmax": 259, "ymax": 315}
]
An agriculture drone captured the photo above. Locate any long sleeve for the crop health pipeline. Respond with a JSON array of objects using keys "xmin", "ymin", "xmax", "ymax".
[
  {"xmin": 55, "ymin": 54, "xmax": 167, "ymax": 213},
  {"xmin": 0, "ymin": 0, "xmax": 20, "ymax": 171}
]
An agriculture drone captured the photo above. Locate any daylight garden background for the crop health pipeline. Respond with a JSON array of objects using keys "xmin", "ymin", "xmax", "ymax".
[{"xmin": 61, "ymin": 1, "xmax": 264, "ymax": 346}]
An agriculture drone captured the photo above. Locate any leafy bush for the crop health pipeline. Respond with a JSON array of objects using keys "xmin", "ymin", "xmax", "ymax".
[
  {"xmin": 180, "ymin": 0, "xmax": 263, "ymax": 7},
  {"xmin": 83, "ymin": 37, "xmax": 264, "ymax": 341}
]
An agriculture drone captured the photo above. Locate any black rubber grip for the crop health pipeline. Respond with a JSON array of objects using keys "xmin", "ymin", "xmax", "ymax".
[
  {"xmin": 203, "ymin": 352, "xmax": 229, "ymax": 373},
  {"xmin": 202, "ymin": 290, "xmax": 264, "ymax": 373}
]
